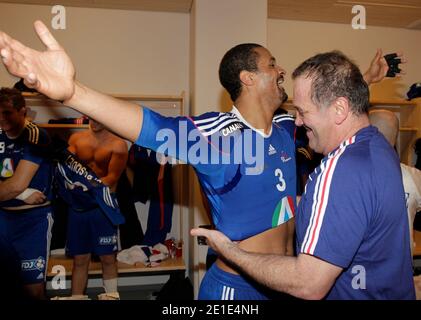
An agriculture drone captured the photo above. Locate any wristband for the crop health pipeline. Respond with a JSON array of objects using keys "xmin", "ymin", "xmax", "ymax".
[{"xmin": 16, "ymin": 188, "xmax": 39, "ymax": 201}]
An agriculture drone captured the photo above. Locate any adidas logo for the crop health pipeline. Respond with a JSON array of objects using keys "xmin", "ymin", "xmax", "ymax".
[
  {"xmin": 37, "ymin": 273, "xmax": 44, "ymax": 280},
  {"xmin": 268, "ymin": 144, "xmax": 277, "ymax": 156}
]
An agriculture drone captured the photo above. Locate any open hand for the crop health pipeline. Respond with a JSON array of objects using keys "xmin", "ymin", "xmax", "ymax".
[{"xmin": 0, "ymin": 20, "xmax": 75, "ymax": 101}]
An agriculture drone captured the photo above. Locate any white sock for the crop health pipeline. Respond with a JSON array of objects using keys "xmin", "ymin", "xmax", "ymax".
[{"xmin": 103, "ymin": 278, "xmax": 118, "ymax": 293}]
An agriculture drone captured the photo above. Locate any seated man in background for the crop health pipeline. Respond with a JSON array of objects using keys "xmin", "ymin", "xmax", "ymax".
[
  {"xmin": 368, "ymin": 109, "xmax": 421, "ymax": 256},
  {"xmin": 64, "ymin": 119, "xmax": 128, "ymax": 300},
  {"xmin": 0, "ymin": 87, "xmax": 53, "ymax": 299}
]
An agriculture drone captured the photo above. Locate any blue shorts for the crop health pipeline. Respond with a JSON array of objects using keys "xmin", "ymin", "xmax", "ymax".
[
  {"xmin": 0, "ymin": 206, "xmax": 53, "ymax": 285},
  {"xmin": 66, "ymin": 206, "xmax": 118, "ymax": 256},
  {"xmin": 198, "ymin": 263, "xmax": 296, "ymax": 300}
]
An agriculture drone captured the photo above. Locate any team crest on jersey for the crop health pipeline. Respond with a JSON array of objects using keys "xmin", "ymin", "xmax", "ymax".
[
  {"xmin": 280, "ymin": 151, "xmax": 292, "ymax": 163},
  {"xmin": 272, "ymin": 196, "xmax": 295, "ymax": 227},
  {"xmin": 220, "ymin": 122, "xmax": 243, "ymax": 136},
  {"xmin": 21, "ymin": 257, "xmax": 45, "ymax": 271}
]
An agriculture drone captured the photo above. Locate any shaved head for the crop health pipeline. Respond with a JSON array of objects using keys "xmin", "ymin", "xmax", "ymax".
[{"xmin": 368, "ymin": 109, "xmax": 399, "ymax": 146}]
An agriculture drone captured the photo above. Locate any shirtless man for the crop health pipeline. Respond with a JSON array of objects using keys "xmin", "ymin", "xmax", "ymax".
[
  {"xmin": 68, "ymin": 119, "xmax": 127, "ymax": 192},
  {"xmin": 0, "ymin": 21, "xmax": 392, "ymax": 299},
  {"xmin": 65, "ymin": 119, "xmax": 128, "ymax": 300}
]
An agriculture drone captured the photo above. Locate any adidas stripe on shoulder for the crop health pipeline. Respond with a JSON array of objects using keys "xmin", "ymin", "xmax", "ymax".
[
  {"xmin": 273, "ymin": 114, "xmax": 295, "ymax": 123},
  {"xmin": 193, "ymin": 112, "xmax": 242, "ymax": 137},
  {"xmin": 23, "ymin": 122, "xmax": 52, "ymax": 146}
]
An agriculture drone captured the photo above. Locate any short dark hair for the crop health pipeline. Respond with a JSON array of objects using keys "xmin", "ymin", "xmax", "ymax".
[
  {"xmin": 0, "ymin": 87, "xmax": 26, "ymax": 111},
  {"xmin": 292, "ymin": 51, "xmax": 369, "ymax": 115},
  {"xmin": 219, "ymin": 43, "xmax": 262, "ymax": 102}
]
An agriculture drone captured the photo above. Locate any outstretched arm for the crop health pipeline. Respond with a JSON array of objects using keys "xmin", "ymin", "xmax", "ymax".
[
  {"xmin": 363, "ymin": 49, "xmax": 406, "ymax": 85},
  {"xmin": 0, "ymin": 21, "xmax": 143, "ymax": 142}
]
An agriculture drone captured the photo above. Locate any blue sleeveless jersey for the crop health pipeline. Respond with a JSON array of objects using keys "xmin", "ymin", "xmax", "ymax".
[
  {"xmin": 0, "ymin": 122, "xmax": 53, "ymax": 207},
  {"xmin": 55, "ymin": 150, "xmax": 125, "ymax": 226},
  {"xmin": 136, "ymin": 106, "xmax": 296, "ymax": 240},
  {"xmin": 296, "ymin": 126, "xmax": 415, "ymax": 299}
]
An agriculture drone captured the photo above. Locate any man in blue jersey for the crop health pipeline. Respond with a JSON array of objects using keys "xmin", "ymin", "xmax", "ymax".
[
  {"xmin": 0, "ymin": 87, "xmax": 53, "ymax": 300},
  {"xmin": 192, "ymin": 51, "xmax": 416, "ymax": 300},
  {"xmin": 0, "ymin": 21, "xmax": 401, "ymax": 299},
  {"xmin": 102, "ymin": 44, "xmax": 297, "ymax": 300}
]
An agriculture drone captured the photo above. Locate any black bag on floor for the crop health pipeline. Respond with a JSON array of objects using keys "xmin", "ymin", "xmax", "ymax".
[{"xmin": 156, "ymin": 276, "xmax": 193, "ymax": 301}]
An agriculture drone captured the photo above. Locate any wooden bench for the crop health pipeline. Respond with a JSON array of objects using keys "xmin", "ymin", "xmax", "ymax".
[{"xmin": 47, "ymin": 254, "xmax": 186, "ymax": 281}]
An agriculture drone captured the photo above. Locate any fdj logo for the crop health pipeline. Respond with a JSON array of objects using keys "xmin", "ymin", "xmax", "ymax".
[
  {"xmin": 21, "ymin": 257, "xmax": 45, "ymax": 271},
  {"xmin": 99, "ymin": 236, "xmax": 117, "ymax": 245}
]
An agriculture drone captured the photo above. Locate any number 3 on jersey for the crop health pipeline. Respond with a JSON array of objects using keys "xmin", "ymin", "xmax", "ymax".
[{"xmin": 275, "ymin": 168, "xmax": 286, "ymax": 192}]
